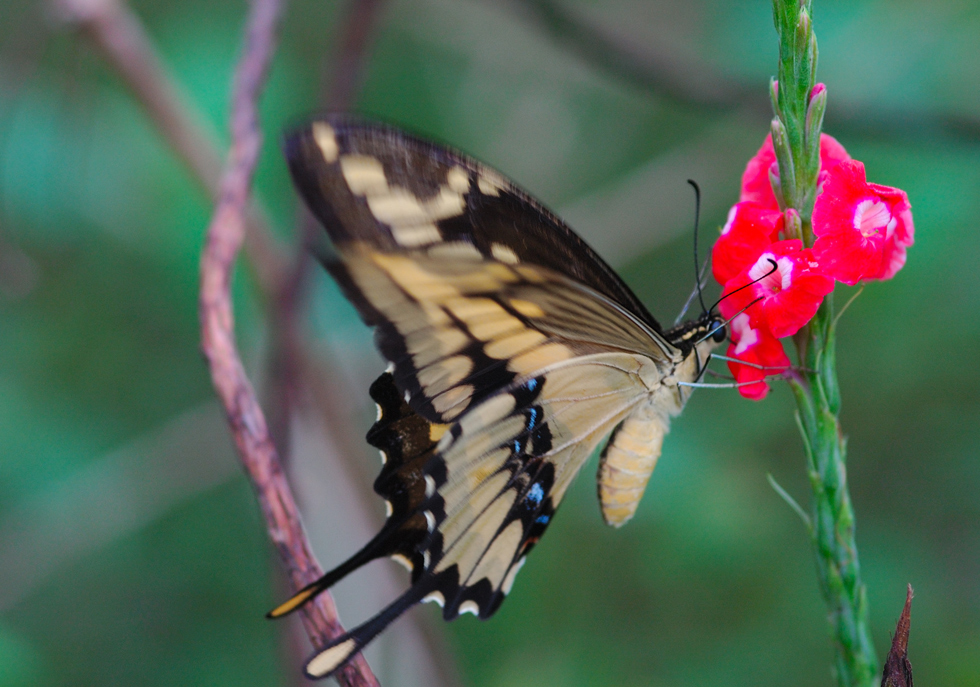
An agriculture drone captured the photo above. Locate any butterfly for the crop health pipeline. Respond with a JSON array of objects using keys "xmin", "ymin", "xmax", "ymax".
[{"xmin": 268, "ymin": 116, "xmax": 727, "ymax": 679}]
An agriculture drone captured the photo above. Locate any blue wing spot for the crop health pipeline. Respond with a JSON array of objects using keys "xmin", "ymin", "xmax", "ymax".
[
  {"xmin": 526, "ymin": 407, "xmax": 538, "ymax": 430},
  {"xmin": 527, "ymin": 483, "xmax": 544, "ymax": 505},
  {"xmin": 535, "ymin": 514, "xmax": 550, "ymax": 525}
]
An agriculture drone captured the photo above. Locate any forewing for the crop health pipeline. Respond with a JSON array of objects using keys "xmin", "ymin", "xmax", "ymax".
[
  {"xmin": 285, "ymin": 116, "xmax": 661, "ymax": 329},
  {"xmin": 285, "ymin": 118, "xmax": 679, "ymax": 426}
]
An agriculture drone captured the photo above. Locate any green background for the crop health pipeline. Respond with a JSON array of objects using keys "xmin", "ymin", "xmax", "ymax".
[{"xmin": 1, "ymin": 0, "xmax": 978, "ymax": 685}]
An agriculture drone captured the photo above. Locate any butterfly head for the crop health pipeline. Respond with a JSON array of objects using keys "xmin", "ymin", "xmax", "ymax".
[{"xmin": 665, "ymin": 310, "xmax": 727, "ymax": 352}]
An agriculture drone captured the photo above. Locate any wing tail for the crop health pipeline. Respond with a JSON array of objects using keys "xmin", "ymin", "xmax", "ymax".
[
  {"xmin": 269, "ymin": 372, "xmax": 440, "ymax": 620},
  {"xmin": 304, "ymin": 581, "xmax": 434, "ymax": 679},
  {"xmin": 266, "ymin": 527, "xmax": 398, "ymax": 619}
]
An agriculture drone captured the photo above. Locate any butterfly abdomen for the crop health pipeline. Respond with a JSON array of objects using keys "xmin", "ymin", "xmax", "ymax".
[{"xmin": 597, "ymin": 402, "xmax": 671, "ymax": 527}]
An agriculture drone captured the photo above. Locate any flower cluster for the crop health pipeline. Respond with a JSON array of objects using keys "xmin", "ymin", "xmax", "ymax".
[{"xmin": 712, "ymin": 130, "xmax": 914, "ymax": 399}]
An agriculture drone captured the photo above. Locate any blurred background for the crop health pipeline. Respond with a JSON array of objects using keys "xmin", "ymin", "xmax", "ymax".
[{"xmin": 1, "ymin": 0, "xmax": 978, "ymax": 685}]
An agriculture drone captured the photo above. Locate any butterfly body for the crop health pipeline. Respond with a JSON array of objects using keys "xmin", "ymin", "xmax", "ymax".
[{"xmin": 273, "ymin": 116, "xmax": 725, "ymax": 679}]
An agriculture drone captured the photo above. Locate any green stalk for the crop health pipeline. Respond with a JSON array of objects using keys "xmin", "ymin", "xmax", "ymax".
[
  {"xmin": 770, "ymin": 1, "xmax": 878, "ymax": 684},
  {"xmin": 789, "ymin": 303, "xmax": 877, "ymax": 687}
]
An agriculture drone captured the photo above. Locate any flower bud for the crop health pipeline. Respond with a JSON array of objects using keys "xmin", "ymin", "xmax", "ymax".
[
  {"xmin": 770, "ymin": 78, "xmax": 780, "ymax": 117},
  {"xmin": 770, "ymin": 117, "xmax": 796, "ymax": 207},
  {"xmin": 783, "ymin": 208, "xmax": 802, "ymax": 241},
  {"xmin": 796, "ymin": 7, "xmax": 813, "ymax": 46},
  {"xmin": 808, "ymin": 33, "xmax": 819, "ymax": 84},
  {"xmin": 796, "ymin": 8, "xmax": 811, "ymax": 49},
  {"xmin": 805, "ymin": 83, "xmax": 827, "ymax": 160}
]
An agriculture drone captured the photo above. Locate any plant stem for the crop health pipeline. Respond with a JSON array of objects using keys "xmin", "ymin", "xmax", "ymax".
[
  {"xmin": 770, "ymin": 1, "xmax": 878, "ymax": 684},
  {"xmin": 790, "ymin": 302, "xmax": 877, "ymax": 687}
]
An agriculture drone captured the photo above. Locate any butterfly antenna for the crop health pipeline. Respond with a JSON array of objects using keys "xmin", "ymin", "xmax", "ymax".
[
  {"xmin": 691, "ymin": 259, "xmax": 777, "ymax": 346},
  {"xmin": 688, "ymin": 180, "xmax": 709, "ymax": 316},
  {"xmin": 706, "ymin": 258, "xmax": 778, "ymax": 314}
]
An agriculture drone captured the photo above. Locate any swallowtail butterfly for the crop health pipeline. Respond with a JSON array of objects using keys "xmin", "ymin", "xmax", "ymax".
[{"xmin": 269, "ymin": 116, "xmax": 727, "ymax": 679}]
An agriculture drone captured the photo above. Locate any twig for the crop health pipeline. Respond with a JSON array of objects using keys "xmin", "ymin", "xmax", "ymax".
[
  {"xmin": 514, "ymin": 0, "xmax": 761, "ymax": 113},
  {"xmin": 264, "ymin": 4, "xmax": 463, "ymax": 681},
  {"xmin": 324, "ymin": 0, "xmax": 386, "ymax": 111},
  {"xmin": 198, "ymin": 0, "xmax": 378, "ymax": 685},
  {"xmin": 771, "ymin": 1, "xmax": 878, "ymax": 682},
  {"xmin": 263, "ymin": 211, "xmax": 318, "ymax": 460},
  {"xmin": 265, "ymin": 0, "xmax": 387, "ymax": 470},
  {"xmin": 511, "ymin": 0, "xmax": 980, "ymax": 141},
  {"xmin": 51, "ymin": 0, "xmax": 289, "ymax": 293},
  {"xmin": 266, "ymin": 0, "xmax": 386, "ymax": 465}
]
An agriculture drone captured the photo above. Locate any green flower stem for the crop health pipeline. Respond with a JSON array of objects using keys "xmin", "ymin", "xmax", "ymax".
[
  {"xmin": 770, "ymin": 1, "xmax": 879, "ymax": 684},
  {"xmin": 790, "ymin": 302, "xmax": 877, "ymax": 687}
]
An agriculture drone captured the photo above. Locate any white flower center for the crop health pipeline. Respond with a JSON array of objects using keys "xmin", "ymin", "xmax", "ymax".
[
  {"xmin": 853, "ymin": 199, "xmax": 892, "ymax": 238},
  {"xmin": 748, "ymin": 253, "xmax": 794, "ymax": 292},
  {"xmin": 732, "ymin": 313, "xmax": 758, "ymax": 355}
]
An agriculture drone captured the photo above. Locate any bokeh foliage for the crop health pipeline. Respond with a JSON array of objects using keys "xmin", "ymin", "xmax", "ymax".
[{"xmin": 1, "ymin": 1, "xmax": 978, "ymax": 685}]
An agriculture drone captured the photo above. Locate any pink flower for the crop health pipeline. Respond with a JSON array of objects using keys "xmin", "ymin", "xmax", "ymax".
[
  {"xmin": 740, "ymin": 133, "xmax": 852, "ymax": 209},
  {"xmin": 726, "ymin": 313, "xmax": 791, "ymax": 400},
  {"xmin": 712, "ymin": 202, "xmax": 783, "ymax": 285},
  {"xmin": 719, "ymin": 240, "xmax": 834, "ymax": 339},
  {"xmin": 811, "ymin": 160, "xmax": 915, "ymax": 284}
]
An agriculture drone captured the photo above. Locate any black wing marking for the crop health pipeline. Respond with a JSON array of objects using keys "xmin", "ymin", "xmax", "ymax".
[
  {"xmin": 285, "ymin": 115, "xmax": 662, "ymax": 331},
  {"xmin": 298, "ymin": 354, "xmax": 654, "ymax": 679},
  {"xmin": 266, "ymin": 373, "xmax": 442, "ymax": 618}
]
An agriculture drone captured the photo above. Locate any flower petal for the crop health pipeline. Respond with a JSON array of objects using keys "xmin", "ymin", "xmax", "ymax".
[
  {"xmin": 739, "ymin": 137, "xmax": 779, "ymax": 209},
  {"xmin": 712, "ymin": 202, "xmax": 782, "ymax": 285},
  {"xmin": 720, "ymin": 241, "xmax": 832, "ymax": 338},
  {"xmin": 812, "ymin": 160, "xmax": 914, "ymax": 283},
  {"xmin": 726, "ymin": 313, "xmax": 790, "ymax": 400}
]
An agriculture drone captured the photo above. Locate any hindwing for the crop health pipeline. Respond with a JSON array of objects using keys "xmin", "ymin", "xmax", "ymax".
[{"xmin": 300, "ymin": 354, "xmax": 654, "ymax": 679}]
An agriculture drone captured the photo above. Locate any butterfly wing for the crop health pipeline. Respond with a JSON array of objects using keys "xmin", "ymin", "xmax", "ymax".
[
  {"xmin": 286, "ymin": 117, "xmax": 679, "ymax": 424},
  {"xmin": 276, "ymin": 117, "xmax": 699, "ymax": 679},
  {"xmin": 286, "ymin": 116, "xmax": 661, "ymax": 329},
  {"xmin": 304, "ymin": 353, "xmax": 659, "ymax": 679}
]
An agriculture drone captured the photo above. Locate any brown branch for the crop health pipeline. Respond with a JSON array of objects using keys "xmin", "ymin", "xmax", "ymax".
[
  {"xmin": 512, "ymin": 0, "xmax": 980, "ymax": 141},
  {"xmin": 198, "ymin": 0, "xmax": 378, "ymax": 685},
  {"xmin": 265, "ymin": 4, "xmax": 463, "ymax": 681},
  {"xmin": 514, "ymin": 0, "xmax": 761, "ymax": 113},
  {"xmin": 51, "ymin": 0, "xmax": 289, "ymax": 293},
  {"xmin": 324, "ymin": 0, "xmax": 386, "ymax": 111}
]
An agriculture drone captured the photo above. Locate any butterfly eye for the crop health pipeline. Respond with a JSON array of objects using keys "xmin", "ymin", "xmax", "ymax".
[{"xmin": 710, "ymin": 318, "xmax": 728, "ymax": 343}]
